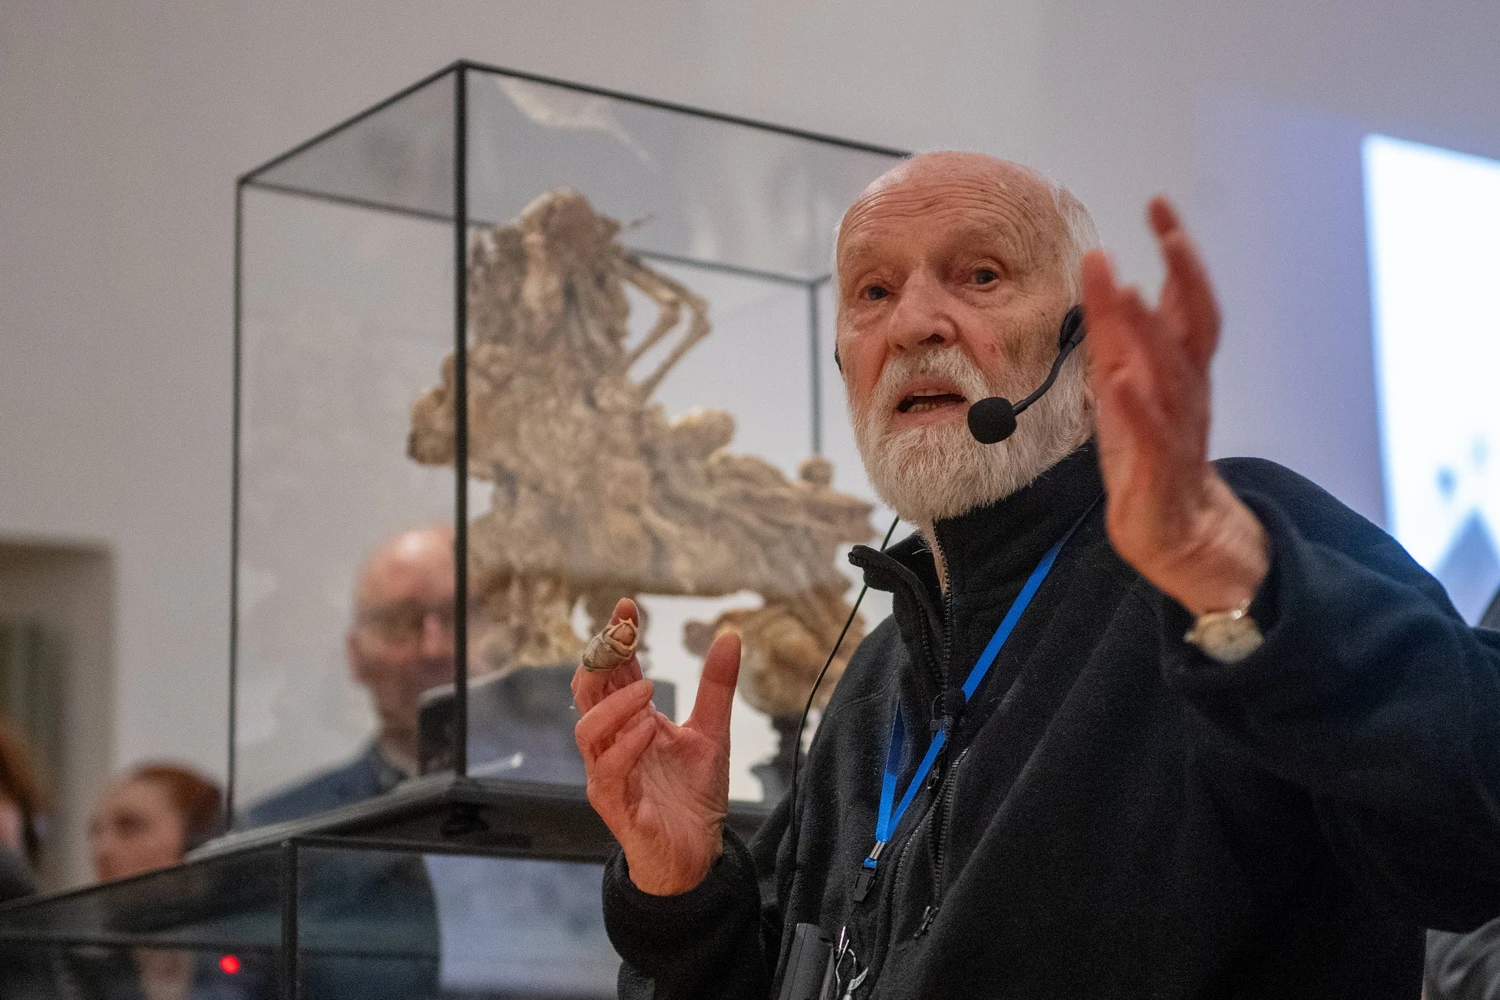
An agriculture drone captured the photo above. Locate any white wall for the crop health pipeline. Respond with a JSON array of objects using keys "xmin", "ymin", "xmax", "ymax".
[{"xmin": 4, "ymin": 0, "xmax": 1500, "ymax": 808}]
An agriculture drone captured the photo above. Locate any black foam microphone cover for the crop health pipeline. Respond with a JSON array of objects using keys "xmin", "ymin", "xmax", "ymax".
[{"xmin": 967, "ymin": 396, "xmax": 1017, "ymax": 444}]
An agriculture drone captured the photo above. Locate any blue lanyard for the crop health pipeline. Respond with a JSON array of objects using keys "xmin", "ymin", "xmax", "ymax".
[{"xmin": 855, "ymin": 513, "xmax": 1087, "ymax": 896}]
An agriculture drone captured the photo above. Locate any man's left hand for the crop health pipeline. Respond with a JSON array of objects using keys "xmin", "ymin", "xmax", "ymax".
[{"xmin": 1081, "ymin": 197, "xmax": 1269, "ymax": 618}]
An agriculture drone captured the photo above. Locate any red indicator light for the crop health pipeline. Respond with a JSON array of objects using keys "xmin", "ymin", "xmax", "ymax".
[{"xmin": 219, "ymin": 955, "xmax": 241, "ymax": 975}]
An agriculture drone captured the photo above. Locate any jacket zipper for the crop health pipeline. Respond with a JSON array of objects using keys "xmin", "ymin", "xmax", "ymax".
[
  {"xmin": 939, "ymin": 540, "xmax": 955, "ymax": 687},
  {"xmin": 916, "ymin": 744, "xmax": 969, "ymax": 937},
  {"xmin": 916, "ymin": 534, "xmax": 958, "ymax": 939},
  {"xmin": 857, "ymin": 531, "xmax": 959, "ymax": 976},
  {"xmin": 883, "ymin": 782, "xmax": 938, "ymax": 953},
  {"xmin": 866, "ymin": 535, "xmax": 955, "ymax": 977}
]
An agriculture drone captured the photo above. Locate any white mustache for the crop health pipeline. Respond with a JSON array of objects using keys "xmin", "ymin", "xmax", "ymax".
[{"xmin": 865, "ymin": 350, "xmax": 993, "ymax": 429}]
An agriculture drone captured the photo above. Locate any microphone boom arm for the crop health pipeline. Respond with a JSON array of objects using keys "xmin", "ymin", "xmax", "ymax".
[{"xmin": 1013, "ymin": 305, "xmax": 1085, "ymax": 418}]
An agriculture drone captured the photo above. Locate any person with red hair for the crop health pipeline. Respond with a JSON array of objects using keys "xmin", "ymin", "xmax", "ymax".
[
  {"xmin": 83, "ymin": 764, "xmax": 238, "ymax": 1000},
  {"xmin": 90, "ymin": 762, "xmax": 223, "ymax": 882}
]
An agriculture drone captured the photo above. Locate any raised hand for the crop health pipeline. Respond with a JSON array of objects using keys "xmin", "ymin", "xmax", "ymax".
[
  {"xmin": 573, "ymin": 598, "xmax": 740, "ymax": 895},
  {"xmin": 1081, "ymin": 197, "xmax": 1269, "ymax": 617}
]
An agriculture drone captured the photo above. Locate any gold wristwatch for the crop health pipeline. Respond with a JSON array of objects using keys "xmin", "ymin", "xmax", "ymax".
[{"xmin": 1184, "ymin": 598, "xmax": 1263, "ymax": 664}]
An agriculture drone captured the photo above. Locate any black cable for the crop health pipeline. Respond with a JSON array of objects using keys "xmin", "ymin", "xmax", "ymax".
[
  {"xmin": 1011, "ymin": 336, "xmax": 1082, "ymax": 417},
  {"xmin": 785, "ymin": 514, "xmax": 902, "ymax": 877}
]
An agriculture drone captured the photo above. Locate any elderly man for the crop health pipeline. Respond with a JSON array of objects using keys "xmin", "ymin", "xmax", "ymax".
[
  {"xmin": 247, "ymin": 525, "xmax": 458, "ymax": 825},
  {"xmin": 572, "ymin": 151, "xmax": 1500, "ymax": 999}
]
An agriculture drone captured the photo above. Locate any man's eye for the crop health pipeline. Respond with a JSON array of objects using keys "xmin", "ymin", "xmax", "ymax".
[
  {"xmin": 973, "ymin": 268, "xmax": 999, "ymax": 285},
  {"xmin": 863, "ymin": 285, "xmax": 889, "ymax": 301}
]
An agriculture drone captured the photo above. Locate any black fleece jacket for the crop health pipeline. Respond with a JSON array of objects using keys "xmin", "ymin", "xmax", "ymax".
[{"xmin": 603, "ymin": 443, "xmax": 1500, "ymax": 999}]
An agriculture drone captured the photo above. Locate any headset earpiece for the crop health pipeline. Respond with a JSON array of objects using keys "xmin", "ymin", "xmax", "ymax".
[{"xmin": 1057, "ymin": 304, "xmax": 1086, "ymax": 352}]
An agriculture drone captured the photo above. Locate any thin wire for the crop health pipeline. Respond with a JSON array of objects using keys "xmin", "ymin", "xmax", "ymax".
[{"xmin": 785, "ymin": 514, "xmax": 902, "ymax": 877}]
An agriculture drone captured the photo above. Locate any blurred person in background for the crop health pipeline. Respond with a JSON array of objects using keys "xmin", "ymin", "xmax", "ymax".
[
  {"xmin": 0, "ymin": 717, "xmax": 48, "ymax": 902},
  {"xmin": 243, "ymin": 525, "xmax": 458, "ymax": 827},
  {"xmin": 90, "ymin": 763, "xmax": 223, "ymax": 882},
  {"xmin": 77, "ymin": 763, "xmax": 251, "ymax": 1000}
]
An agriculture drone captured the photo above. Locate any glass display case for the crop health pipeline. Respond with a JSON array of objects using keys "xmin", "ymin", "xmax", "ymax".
[
  {"xmin": 0, "ymin": 61, "xmax": 905, "ymax": 998},
  {"xmin": 0, "ymin": 778, "xmax": 767, "ymax": 997},
  {"xmin": 231, "ymin": 60, "xmax": 903, "ymax": 819}
]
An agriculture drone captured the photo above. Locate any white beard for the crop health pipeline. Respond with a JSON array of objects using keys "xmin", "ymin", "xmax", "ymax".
[{"xmin": 851, "ymin": 347, "xmax": 1092, "ymax": 528}]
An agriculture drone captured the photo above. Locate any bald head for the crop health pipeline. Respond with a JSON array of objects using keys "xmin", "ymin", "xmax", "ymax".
[
  {"xmin": 840, "ymin": 151, "xmax": 1098, "ymax": 300},
  {"xmin": 835, "ymin": 151, "xmax": 1097, "ymax": 527},
  {"xmin": 354, "ymin": 526, "xmax": 456, "ymax": 612},
  {"xmin": 854, "ymin": 151, "xmax": 1052, "ymax": 206}
]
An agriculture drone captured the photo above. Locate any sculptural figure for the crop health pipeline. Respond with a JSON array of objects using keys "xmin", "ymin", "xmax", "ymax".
[{"xmin": 409, "ymin": 189, "xmax": 873, "ymax": 725}]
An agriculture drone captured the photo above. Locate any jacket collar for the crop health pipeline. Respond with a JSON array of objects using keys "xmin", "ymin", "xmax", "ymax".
[{"xmin": 854, "ymin": 439, "xmax": 1104, "ymax": 611}]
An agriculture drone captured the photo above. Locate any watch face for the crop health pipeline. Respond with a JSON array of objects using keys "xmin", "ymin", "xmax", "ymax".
[{"xmin": 1192, "ymin": 614, "xmax": 1264, "ymax": 664}]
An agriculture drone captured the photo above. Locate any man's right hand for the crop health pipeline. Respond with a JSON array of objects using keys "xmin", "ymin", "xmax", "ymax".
[{"xmin": 572, "ymin": 598, "xmax": 741, "ymax": 895}]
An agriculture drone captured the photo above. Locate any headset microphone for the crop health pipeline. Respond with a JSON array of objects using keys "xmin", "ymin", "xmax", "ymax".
[{"xmin": 966, "ymin": 304, "xmax": 1087, "ymax": 444}]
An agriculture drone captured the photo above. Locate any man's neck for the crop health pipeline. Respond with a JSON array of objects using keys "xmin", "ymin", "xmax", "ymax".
[
  {"xmin": 376, "ymin": 733, "xmax": 419, "ymax": 779},
  {"xmin": 917, "ymin": 521, "xmax": 950, "ymax": 593}
]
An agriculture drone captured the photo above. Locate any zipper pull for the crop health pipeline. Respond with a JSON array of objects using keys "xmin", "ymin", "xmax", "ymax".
[
  {"xmin": 915, "ymin": 902, "xmax": 939, "ymax": 937},
  {"xmin": 937, "ymin": 687, "xmax": 967, "ymax": 732},
  {"xmin": 851, "ymin": 843, "xmax": 885, "ymax": 903},
  {"xmin": 839, "ymin": 965, "xmax": 869, "ymax": 1000}
]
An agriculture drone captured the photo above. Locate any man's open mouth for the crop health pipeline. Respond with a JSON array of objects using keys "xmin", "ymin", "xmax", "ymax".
[{"xmin": 897, "ymin": 391, "xmax": 967, "ymax": 414}]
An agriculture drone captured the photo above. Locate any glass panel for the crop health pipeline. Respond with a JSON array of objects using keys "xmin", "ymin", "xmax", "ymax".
[
  {"xmin": 0, "ymin": 845, "xmax": 284, "ymax": 997},
  {"xmin": 464, "ymin": 70, "xmax": 897, "ymax": 280},
  {"xmin": 0, "ymin": 942, "xmax": 276, "ymax": 999},
  {"xmin": 250, "ymin": 71, "xmax": 456, "ymax": 222},
  {"xmin": 234, "ymin": 179, "xmax": 460, "ymax": 825},
  {"xmin": 0, "ymin": 845, "xmax": 284, "ymax": 944},
  {"xmin": 296, "ymin": 845, "xmax": 617, "ymax": 1000}
]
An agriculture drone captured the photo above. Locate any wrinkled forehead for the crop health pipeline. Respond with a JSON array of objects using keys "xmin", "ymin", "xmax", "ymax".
[{"xmin": 837, "ymin": 158, "xmax": 1063, "ymax": 274}]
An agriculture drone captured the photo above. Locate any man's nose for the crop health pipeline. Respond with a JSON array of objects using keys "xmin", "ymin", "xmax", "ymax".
[
  {"xmin": 420, "ymin": 612, "xmax": 452, "ymax": 657},
  {"xmin": 886, "ymin": 270, "xmax": 957, "ymax": 353}
]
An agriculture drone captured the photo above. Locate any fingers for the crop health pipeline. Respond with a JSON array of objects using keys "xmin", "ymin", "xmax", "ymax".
[
  {"xmin": 585, "ymin": 708, "xmax": 657, "ymax": 821},
  {"xmin": 1082, "ymin": 251, "xmax": 1168, "ymax": 388},
  {"xmin": 685, "ymin": 630, "xmax": 741, "ymax": 748},
  {"xmin": 571, "ymin": 598, "xmax": 645, "ymax": 714},
  {"xmin": 1097, "ymin": 364, "xmax": 1171, "ymax": 460},
  {"xmin": 572, "ymin": 660, "xmax": 642, "ymax": 715},
  {"xmin": 1147, "ymin": 196, "xmax": 1221, "ymax": 369},
  {"xmin": 1082, "ymin": 233, "xmax": 1201, "ymax": 434},
  {"xmin": 1145, "ymin": 195, "xmax": 1180, "ymax": 238},
  {"xmin": 575, "ymin": 677, "xmax": 654, "ymax": 767}
]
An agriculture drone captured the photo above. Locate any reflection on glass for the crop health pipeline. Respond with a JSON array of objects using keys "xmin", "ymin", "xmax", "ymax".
[
  {"xmin": 243, "ymin": 527, "xmax": 459, "ymax": 826},
  {"xmin": 295, "ymin": 847, "xmax": 618, "ymax": 1000},
  {"xmin": 0, "ymin": 843, "xmax": 624, "ymax": 1000}
]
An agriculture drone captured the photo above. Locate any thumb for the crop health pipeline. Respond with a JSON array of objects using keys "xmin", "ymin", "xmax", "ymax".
[{"xmin": 686, "ymin": 630, "xmax": 741, "ymax": 747}]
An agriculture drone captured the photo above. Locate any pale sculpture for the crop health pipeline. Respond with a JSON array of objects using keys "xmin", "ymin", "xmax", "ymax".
[{"xmin": 409, "ymin": 189, "xmax": 872, "ymax": 718}]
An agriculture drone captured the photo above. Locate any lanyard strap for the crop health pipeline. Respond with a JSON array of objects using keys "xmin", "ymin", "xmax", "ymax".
[{"xmin": 864, "ymin": 511, "xmax": 1089, "ymax": 872}]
